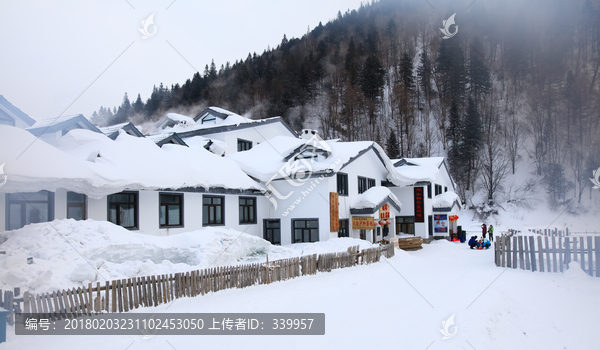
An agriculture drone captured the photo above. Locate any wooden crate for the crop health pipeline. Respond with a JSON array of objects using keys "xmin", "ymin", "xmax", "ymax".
[{"xmin": 397, "ymin": 237, "xmax": 423, "ymax": 251}]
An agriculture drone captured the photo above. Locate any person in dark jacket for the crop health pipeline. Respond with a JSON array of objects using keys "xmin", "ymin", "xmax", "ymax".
[
  {"xmin": 481, "ymin": 223, "xmax": 487, "ymax": 239},
  {"xmin": 468, "ymin": 236, "xmax": 478, "ymax": 249}
]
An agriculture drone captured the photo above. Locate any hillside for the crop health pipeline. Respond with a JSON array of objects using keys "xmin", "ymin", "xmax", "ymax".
[{"xmin": 91, "ymin": 0, "xmax": 600, "ymax": 211}]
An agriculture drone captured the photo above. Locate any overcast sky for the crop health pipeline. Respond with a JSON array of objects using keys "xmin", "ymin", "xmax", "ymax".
[{"xmin": 0, "ymin": 0, "xmax": 364, "ymax": 122}]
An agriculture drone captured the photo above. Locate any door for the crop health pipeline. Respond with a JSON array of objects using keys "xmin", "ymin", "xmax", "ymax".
[
  {"xmin": 338, "ymin": 219, "xmax": 349, "ymax": 238},
  {"xmin": 263, "ymin": 219, "xmax": 281, "ymax": 245}
]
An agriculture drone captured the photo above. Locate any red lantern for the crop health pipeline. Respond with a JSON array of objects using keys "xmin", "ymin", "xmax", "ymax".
[
  {"xmin": 379, "ymin": 220, "xmax": 386, "ymax": 226},
  {"xmin": 386, "ymin": 219, "xmax": 392, "ymax": 225}
]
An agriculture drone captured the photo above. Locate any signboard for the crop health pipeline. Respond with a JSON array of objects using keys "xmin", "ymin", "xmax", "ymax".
[
  {"xmin": 414, "ymin": 187, "xmax": 424, "ymax": 223},
  {"xmin": 379, "ymin": 203, "xmax": 390, "ymax": 219},
  {"xmin": 330, "ymin": 192, "xmax": 339, "ymax": 232},
  {"xmin": 434, "ymin": 214, "xmax": 448, "ymax": 233},
  {"xmin": 352, "ymin": 217, "xmax": 376, "ymax": 230}
]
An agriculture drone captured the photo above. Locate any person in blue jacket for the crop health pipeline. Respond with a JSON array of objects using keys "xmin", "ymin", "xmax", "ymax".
[
  {"xmin": 468, "ymin": 236, "xmax": 478, "ymax": 249},
  {"xmin": 478, "ymin": 237, "xmax": 491, "ymax": 250}
]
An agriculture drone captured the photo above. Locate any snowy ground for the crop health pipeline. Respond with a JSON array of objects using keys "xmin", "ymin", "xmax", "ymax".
[
  {"xmin": 2, "ymin": 189, "xmax": 600, "ymax": 350},
  {"xmin": 2, "ymin": 239, "xmax": 599, "ymax": 349}
]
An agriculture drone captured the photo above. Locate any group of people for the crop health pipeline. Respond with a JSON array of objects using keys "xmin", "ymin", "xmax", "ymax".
[
  {"xmin": 467, "ymin": 223, "xmax": 495, "ymax": 250},
  {"xmin": 468, "ymin": 235, "xmax": 491, "ymax": 249}
]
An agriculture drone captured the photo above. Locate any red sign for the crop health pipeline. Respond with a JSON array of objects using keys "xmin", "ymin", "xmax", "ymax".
[
  {"xmin": 414, "ymin": 187, "xmax": 424, "ymax": 223},
  {"xmin": 330, "ymin": 192, "xmax": 339, "ymax": 232},
  {"xmin": 379, "ymin": 203, "xmax": 390, "ymax": 219}
]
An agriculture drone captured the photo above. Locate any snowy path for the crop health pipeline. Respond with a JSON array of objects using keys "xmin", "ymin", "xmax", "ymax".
[{"xmin": 3, "ymin": 240, "xmax": 599, "ymax": 350}]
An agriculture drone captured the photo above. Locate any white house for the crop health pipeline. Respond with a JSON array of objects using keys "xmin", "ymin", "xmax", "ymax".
[
  {"xmin": 26, "ymin": 114, "xmax": 103, "ymax": 147},
  {"xmin": 0, "ymin": 125, "xmax": 268, "ymax": 238},
  {"xmin": 152, "ymin": 107, "xmax": 299, "ymax": 156},
  {"xmin": 0, "ymin": 95, "xmax": 36, "ymax": 129}
]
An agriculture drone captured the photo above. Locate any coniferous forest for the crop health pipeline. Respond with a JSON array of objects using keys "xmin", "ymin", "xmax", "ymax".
[{"xmin": 91, "ymin": 0, "xmax": 600, "ymax": 210}]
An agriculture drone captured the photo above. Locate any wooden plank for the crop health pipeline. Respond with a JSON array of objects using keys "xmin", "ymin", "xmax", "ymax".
[
  {"xmin": 537, "ymin": 236, "xmax": 544, "ymax": 272},
  {"xmin": 512, "ymin": 236, "xmax": 518, "ymax": 269},
  {"xmin": 121, "ymin": 279, "xmax": 128, "ymax": 312},
  {"xmin": 88, "ymin": 283, "xmax": 93, "ymax": 314},
  {"xmin": 132, "ymin": 278, "xmax": 139, "ymax": 308},
  {"xmin": 127, "ymin": 278, "xmax": 133, "ymax": 310},
  {"xmin": 111, "ymin": 280, "xmax": 117, "ymax": 312},
  {"xmin": 587, "ymin": 236, "xmax": 594, "ymax": 276},
  {"xmin": 551, "ymin": 237, "xmax": 557, "ymax": 273},
  {"xmin": 169, "ymin": 274, "xmax": 174, "ymax": 301},
  {"xmin": 66, "ymin": 289, "xmax": 75, "ymax": 316},
  {"xmin": 52, "ymin": 291, "xmax": 60, "ymax": 319},
  {"xmin": 596, "ymin": 237, "xmax": 600, "ymax": 277},
  {"xmin": 116, "ymin": 280, "xmax": 123, "ymax": 312},
  {"xmin": 72, "ymin": 288, "xmax": 81, "ymax": 316},
  {"xmin": 558, "ymin": 237, "xmax": 563, "ymax": 272},
  {"xmin": 23, "ymin": 291, "xmax": 31, "ymax": 313},
  {"xmin": 518, "ymin": 236, "xmax": 524, "ymax": 270},
  {"xmin": 105, "ymin": 281, "xmax": 110, "ymax": 313},
  {"xmin": 62, "ymin": 289, "xmax": 71, "ymax": 315},
  {"xmin": 152, "ymin": 275, "xmax": 158, "ymax": 306},
  {"xmin": 140, "ymin": 277, "xmax": 146, "ymax": 307},
  {"xmin": 524, "ymin": 237, "xmax": 530, "ymax": 270},
  {"xmin": 545, "ymin": 236, "xmax": 551, "ymax": 273},
  {"xmin": 573, "ymin": 238, "xmax": 578, "ymax": 262},
  {"xmin": 580, "ymin": 237, "xmax": 586, "ymax": 274},
  {"xmin": 501, "ymin": 235, "xmax": 506, "ymax": 267},
  {"xmin": 41, "ymin": 293, "xmax": 49, "ymax": 319},
  {"xmin": 506, "ymin": 236, "xmax": 512, "ymax": 268},
  {"xmin": 529, "ymin": 236, "xmax": 536, "ymax": 272}
]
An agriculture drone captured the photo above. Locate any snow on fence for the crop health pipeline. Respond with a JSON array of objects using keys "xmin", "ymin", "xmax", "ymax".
[
  {"xmin": 4, "ymin": 244, "xmax": 393, "ymax": 325},
  {"xmin": 494, "ymin": 234, "xmax": 600, "ymax": 277}
]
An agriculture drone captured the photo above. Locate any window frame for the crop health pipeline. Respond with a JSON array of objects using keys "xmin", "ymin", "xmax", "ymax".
[
  {"xmin": 263, "ymin": 219, "xmax": 281, "ymax": 245},
  {"xmin": 239, "ymin": 196, "xmax": 257, "ymax": 224},
  {"xmin": 5, "ymin": 191, "xmax": 55, "ymax": 230},
  {"xmin": 358, "ymin": 176, "xmax": 368, "ymax": 194},
  {"xmin": 159, "ymin": 192, "xmax": 184, "ymax": 228},
  {"xmin": 66, "ymin": 191, "xmax": 87, "ymax": 221},
  {"xmin": 368, "ymin": 178, "xmax": 376, "ymax": 190},
  {"xmin": 338, "ymin": 219, "xmax": 349, "ymax": 238},
  {"xmin": 291, "ymin": 218, "xmax": 319, "ymax": 243},
  {"xmin": 427, "ymin": 184, "xmax": 432, "ymax": 199},
  {"xmin": 203, "ymin": 195, "xmax": 225, "ymax": 226},
  {"xmin": 237, "ymin": 138, "xmax": 253, "ymax": 152},
  {"xmin": 107, "ymin": 191, "xmax": 139, "ymax": 230},
  {"xmin": 337, "ymin": 173, "xmax": 348, "ymax": 196}
]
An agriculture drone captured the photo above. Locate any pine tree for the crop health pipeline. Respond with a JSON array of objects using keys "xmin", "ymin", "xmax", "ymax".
[
  {"xmin": 360, "ymin": 54, "xmax": 386, "ymax": 135},
  {"xmin": 468, "ymin": 37, "xmax": 492, "ymax": 98},
  {"xmin": 461, "ymin": 98, "xmax": 483, "ymax": 190},
  {"xmin": 386, "ymin": 130, "xmax": 400, "ymax": 159},
  {"xmin": 345, "ymin": 37, "xmax": 359, "ymax": 86},
  {"xmin": 399, "ymin": 52, "xmax": 414, "ymax": 92}
]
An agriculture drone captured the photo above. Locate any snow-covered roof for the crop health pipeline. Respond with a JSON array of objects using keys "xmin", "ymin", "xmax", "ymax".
[
  {"xmin": 26, "ymin": 114, "xmax": 102, "ymax": 136},
  {"xmin": 227, "ymin": 135, "xmax": 429, "ymax": 187},
  {"xmin": 391, "ymin": 157, "xmax": 442, "ymax": 183},
  {"xmin": 0, "ymin": 125, "xmax": 261, "ymax": 198},
  {"xmin": 402, "ymin": 157, "xmax": 445, "ymax": 168},
  {"xmin": 0, "ymin": 95, "xmax": 36, "ymax": 126},
  {"xmin": 99, "ymin": 122, "xmax": 144, "ymax": 140},
  {"xmin": 350, "ymin": 187, "xmax": 402, "ymax": 213},
  {"xmin": 184, "ymin": 136, "xmax": 227, "ymax": 156},
  {"xmin": 432, "ymin": 191, "xmax": 461, "ymax": 210}
]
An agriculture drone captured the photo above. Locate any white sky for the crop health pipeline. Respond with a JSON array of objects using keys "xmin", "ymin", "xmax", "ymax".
[{"xmin": 0, "ymin": 0, "xmax": 364, "ymax": 122}]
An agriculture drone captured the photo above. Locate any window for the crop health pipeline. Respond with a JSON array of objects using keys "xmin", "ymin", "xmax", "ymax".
[
  {"xmin": 237, "ymin": 139, "xmax": 253, "ymax": 152},
  {"xmin": 108, "ymin": 192, "xmax": 138, "ymax": 229},
  {"xmin": 201, "ymin": 114, "xmax": 216, "ymax": 125},
  {"xmin": 427, "ymin": 184, "xmax": 432, "ymax": 198},
  {"xmin": 203, "ymin": 195, "xmax": 224, "ymax": 226},
  {"xmin": 67, "ymin": 192, "xmax": 86, "ymax": 221},
  {"xmin": 445, "ymin": 186, "xmax": 448, "ymax": 193},
  {"xmin": 159, "ymin": 193, "xmax": 183, "ymax": 227},
  {"xmin": 396, "ymin": 216, "xmax": 415, "ymax": 235},
  {"xmin": 338, "ymin": 219, "xmax": 349, "ymax": 238},
  {"xmin": 435, "ymin": 184, "xmax": 443, "ymax": 196},
  {"xmin": 337, "ymin": 173, "xmax": 348, "ymax": 196},
  {"xmin": 292, "ymin": 219, "xmax": 319, "ymax": 243},
  {"xmin": 6, "ymin": 191, "xmax": 54, "ymax": 230},
  {"xmin": 239, "ymin": 197, "xmax": 256, "ymax": 224},
  {"xmin": 368, "ymin": 178, "xmax": 376, "ymax": 190},
  {"xmin": 358, "ymin": 176, "xmax": 375, "ymax": 194},
  {"xmin": 264, "ymin": 219, "xmax": 281, "ymax": 245},
  {"xmin": 358, "ymin": 176, "xmax": 368, "ymax": 194}
]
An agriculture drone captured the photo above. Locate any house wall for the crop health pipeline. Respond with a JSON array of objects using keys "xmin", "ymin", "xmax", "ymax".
[
  {"xmin": 335, "ymin": 148, "xmax": 396, "ymax": 240},
  {"xmin": 88, "ymin": 196, "xmax": 107, "ymax": 221}
]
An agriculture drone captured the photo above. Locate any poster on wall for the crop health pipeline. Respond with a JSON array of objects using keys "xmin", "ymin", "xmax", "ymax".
[
  {"xmin": 330, "ymin": 192, "xmax": 339, "ymax": 232},
  {"xmin": 414, "ymin": 187, "xmax": 424, "ymax": 223},
  {"xmin": 379, "ymin": 203, "xmax": 390, "ymax": 219},
  {"xmin": 434, "ymin": 214, "xmax": 448, "ymax": 233},
  {"xmin": 352, "ymin": 217, "xmax": 376, "ymax": 230}
]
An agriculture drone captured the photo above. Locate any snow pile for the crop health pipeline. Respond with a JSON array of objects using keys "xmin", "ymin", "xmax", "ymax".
[
  {"xmin": 0, "ymin": 219, "xmax": 291, "ymax": 294},
  {"xmin": 165, "ymin": 113, "xmax": 196, "ymax": 127},
  {"xmin": 351, "ymin": 186, "xmax": 402, "ymax": 210},
  {"xmin": 0, "ymin": 125, "xmax": 261, "ymax": 197},
  {"xmin": 432, "ymin": 191, "xmax": 461, "ymax": 209}
]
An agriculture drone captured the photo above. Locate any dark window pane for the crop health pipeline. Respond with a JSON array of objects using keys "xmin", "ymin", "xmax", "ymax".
[
  {"xmin": 294, "ymin": 221, "xmax": 305, "ymax": 228},
  {"xmin": 68, "ymin": 207, "xmax": 84, "ymax": 221},
  {"xmin": 159, "ymin": 205, "xmax": 166, "ymax": 225},
  {"xmin": 67, "ymin": 192, "xmax": 86, "ymax": 203},
  {"xmin": 168, "ymin": 206, "xmax": 180, "ymax": 225},
  {"xmin": 203, "ymin": 197, "xmax": 212, "ymax": 204}
]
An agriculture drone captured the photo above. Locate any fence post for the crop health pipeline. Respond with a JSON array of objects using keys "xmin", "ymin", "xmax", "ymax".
[
  {"xmin": 518, "ymin": 236, "xmax": 524, "ymax": 270},
  {"xmin": 595, "ymin": 237, "xmax": 600, "ymax": 277},
  {"xmin": 529, "ymin": 236, "xmax": 536, "ymax": 272},
  {"xmin": 587, "ymin": 236, "xmax": 594, "ymax": 277}
]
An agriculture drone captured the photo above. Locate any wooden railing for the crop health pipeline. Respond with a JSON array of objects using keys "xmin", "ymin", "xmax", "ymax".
[{"xmin": 3, "ymin": 244, "xmax": 394, "ymax": 324}]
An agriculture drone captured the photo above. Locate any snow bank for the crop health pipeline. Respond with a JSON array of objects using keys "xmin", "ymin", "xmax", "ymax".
[
  {"xmin": 432, "ymin": 191, "xmax": 461, "ymax": 209},
  {"xmin": 0, "ymin": 219, "xmax": 377, "ymax": 295},
  {"xmin": 0, "ymin": 219, "xmax": 288, "ymax": 294}
]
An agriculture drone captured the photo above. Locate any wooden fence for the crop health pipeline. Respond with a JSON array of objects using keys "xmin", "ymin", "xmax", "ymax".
[
  {"xmin": 495, "ymin": 234, "xmax": 600, "ymax": 277},
  {"xmin": 3, "ymin": 244, "xmax": 394, "ymax": 325}
]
